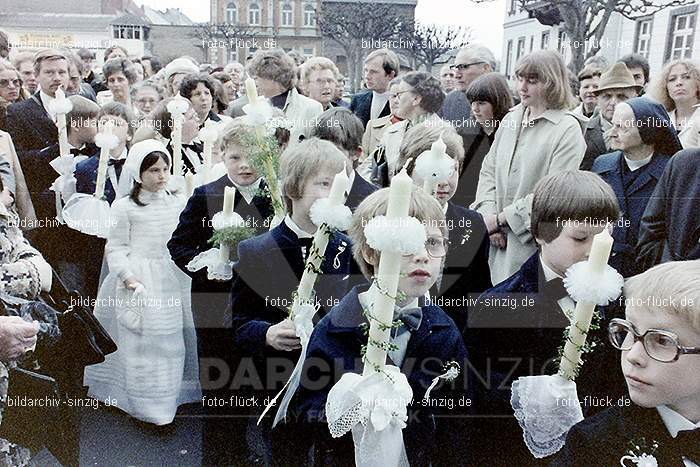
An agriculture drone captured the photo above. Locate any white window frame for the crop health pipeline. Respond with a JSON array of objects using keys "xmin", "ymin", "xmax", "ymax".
[
  {"xmin": 669, "ymin": 12, "xmax": 695, "ymax": 60},
  {"xmin": 249, "ymin": 2, "xmax": 261, "ymax": 25},
  {"xmin": 281, "ymin": 2, "xmax": 293, "ymax": 27},
  {"xmin": 635, "ymin": 19, "xmax": 652, "ymax": 57},
  {"xmin": 516, "ymin": 36, "xmax": 526, "ymax": 61},
  {"xmin": 541, "ymin": 31, "xmax": 549, "ymax": 50},
  {"xmin": 505, "ymin": 39, "xmax": 513, "ymax": 79},
  {"xmin": 303, "ymin": 3, "xmax": 316, "ymax": 27},
  {"xmin": 226, "ymin": 2, "xmax": 238, "ymax": 23}
]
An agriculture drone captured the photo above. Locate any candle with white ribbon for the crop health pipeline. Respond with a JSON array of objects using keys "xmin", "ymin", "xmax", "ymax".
[
  {"xmin": 198, "ymin": 119, "xmax": 218, "ymax": 183},
  {"xmin": 295, "ymin": 168, "xmax": 349, "ymax": 304},
  {"xmin": 53, "ymin": 87, "xmax": 72, "ymax": 158},
  {"xmin": 558, "ymin": 227, "xmax": 614, "ymax": 380},
  {"xmin": 222, "ymin": 186, "xmax": 235, "ymax": 215},
  {"xmin": 363, "ymin": 168, "xmax": 413, "ymax": 376},
  {"xmin": 94, "ymin": 121, "xmax": 114, "ymax": 199},
  {"xmin": 167, "ymin": 93, "xmax": 189, "ymax": 176},
  {"xmin": 414, "ymin": 133, "xmax": 453, "ymax": 198}
]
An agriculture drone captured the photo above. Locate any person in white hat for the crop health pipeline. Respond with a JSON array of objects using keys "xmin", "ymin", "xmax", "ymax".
[
  {"xmin": 84, "ymin": 138, "xmax": 201, "ymax": 426},
  {"xmin": 163, "ymin": 57, "xmax": 199, "ymax": 98}
]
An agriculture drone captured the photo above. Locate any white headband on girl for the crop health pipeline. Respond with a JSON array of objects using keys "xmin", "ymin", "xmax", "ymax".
[{"xmin": 125, "ymin": 139, "xmax": 171, "ymax": 183}]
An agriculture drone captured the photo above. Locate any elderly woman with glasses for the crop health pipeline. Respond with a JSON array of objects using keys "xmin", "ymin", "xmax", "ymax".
[{"xmin": 369, "ymin": 71, "xmax": 445, "ymax": 186}]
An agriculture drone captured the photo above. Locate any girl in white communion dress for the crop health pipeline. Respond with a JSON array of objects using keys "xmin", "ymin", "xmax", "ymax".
[{"xmin": 84, "ymin": 139, "xmax": 201, "ymax": 425}]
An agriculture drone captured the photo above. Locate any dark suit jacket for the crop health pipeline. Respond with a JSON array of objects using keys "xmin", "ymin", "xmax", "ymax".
[
  {"xmin": 227, "ymin": 221, "xmax": 353, "ymax": 391},
  {"xmin": 74, "ymin": 152, "xmax": 118, "ymax": 204},
  {"xmin": 292, "ymin": 284, "xmax": 471, "ymax": 466},
  {"xmin": 592, "ymin": 151, "xmax": 669, "ymax": 277},
  {"xmin": 552, "ymin": 404, "xmax": 700, "ymax": 467},
  {"xmin": 345, "ymin": 170, "xmax": 378, "ymax": 212},
  {"xmin": 455, "ymin": 121, "xmax": 494, "ymax": 208},
  {"xmin": 168, "ymin": 175, "xmax": 273, "ymax": 297},
  {"xmin": 439, "ymin": 89, "xmax": 471, "ymax": 128},
  {"xmin": 432, "ymin": 201, "xmax": 491, "ymax": 333},
  {"xmin": 5, "ymin": 92, "xmax": 57, "ymax": 157},
  {"xmin": 469, "ymin": 252, "xmax": 624, "ymax": 465},
  {"xmin": 350, "ymin": 90, "xmax": 390, "ymax": 128},
  {"xmin": 580, "ymin": 114, "xmax": 608, "ymax": 171},
  {"xmin": 637, "ymin": 148, "xmax": 700, "ymax": 269}
]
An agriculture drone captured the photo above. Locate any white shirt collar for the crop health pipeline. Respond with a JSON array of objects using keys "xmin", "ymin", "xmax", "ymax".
[
  {"xmin": 284, "ymin": 214, "xmax": 314, "ymax": 239},
  {"xmin": 229, "ymin": 177, "xmax": 261, "ymax": 204},
  {"xmin": 442, "ymin": 202, "xmax": 449, "ymax": 214},
  {"xmin": 624, "ymin": 153, "xmax": 654, "ymax": 171},
  {"xmin": 357, "ymin": 284, "xmax": 420, "ymax": 318},
  {"xmin": 541, "ymin": 258, "xmax": 577, "ymax": 315},
  {"xmin": 39, "ymin": 88, "xmax": 56, "ymax": 120},
  {"xmin": 541, "ymin": 259, "xmax": 563, "ymax": 281},
  {"xmin": 657, "ymin": 405, "xmax": 700, "ymax": 438},
  {"xmin": 347, "ymin": 170, "xmax": 355, "ymax": 196},
  {"xmin": 110, "ymin": 147, "xmax": 128, "ymax": 160}
]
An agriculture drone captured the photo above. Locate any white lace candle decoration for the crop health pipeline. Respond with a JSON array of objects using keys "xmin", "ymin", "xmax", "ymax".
[
  {"xmin": 198, "ymin": 119, "xmax": 218, "ymax": 184},
  {"xmin": 259, "ymin": 166, "xmax": 352, "ymax": 428},
  {"xmin": 94, "ymin": 121, "xmax": 119, "ymax": 199},
  {"xmin": 413, "ymin": 133, "xmax": 454, "ymax": 197},
  {"xmin": 167, "ymin": 93, "xmax": 189, "ymax": 176},
  {"xmin": 48, "ymin": 87, "xmax": 73, "ymax": 159},
  {"xmin": 510, "ymin": 225, "xmax": 623, "ymax": 459}
]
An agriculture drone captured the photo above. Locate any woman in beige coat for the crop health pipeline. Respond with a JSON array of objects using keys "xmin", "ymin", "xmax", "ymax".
[{"xmin": 472, "ymin": 50, "xmax": 587, "ymax": 284}]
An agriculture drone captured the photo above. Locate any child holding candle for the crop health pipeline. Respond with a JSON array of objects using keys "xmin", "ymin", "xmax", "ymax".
[
  {"xmin": 469, "ymin": 170, "xmax": 623, "ymax": 464},
  {"xmin": 290, "ymin": 187, "xmax": 470, "ymax": 466},
  {"xmin": 167, "ymin": 118, "xmax": 273, "ymax": 465},
  {"xmin": 394, "ymin": 121, "xmax": 491, "ymax": 334},
  {"xmin": 228, "ymin": 138, "xmax": 354, "ymax": 464},
  {"xmin": 553, "ymin": 261, "xmax": 700, "ymax": 466},
  {"xmin": 83, "ymin": 139, "xmax": 201, "ymax": 426}
]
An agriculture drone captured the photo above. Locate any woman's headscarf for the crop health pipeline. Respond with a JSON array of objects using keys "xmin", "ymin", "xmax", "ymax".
[{"xmin": 626, "ymin": 96, "xmax": 683, "ymax": 157}]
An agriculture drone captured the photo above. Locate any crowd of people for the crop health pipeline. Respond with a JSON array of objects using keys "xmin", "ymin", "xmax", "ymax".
[{"xmin": 0, "ymin": 27, "xmax": 698, "ymax": 466}]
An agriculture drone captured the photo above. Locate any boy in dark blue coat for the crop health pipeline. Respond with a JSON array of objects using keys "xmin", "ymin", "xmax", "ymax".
[
  {"xmin": 469, "ymin": 170, "xmax": 625, "ymax": 465},
  {"xmin": 395, "ymin": 121, "xmax": 491, "ymax": 333},
  {"xmin": 592, "ymin": 97, "xmax": 682, "ymax": 278},
  {"xmin": 552, "ymin": 261, "xmax": 700, "ymax": 466},
  {"xmin": 291, "ymin": 187, "xmax": 471, "ymax": 466},
  {"xmin": 228, "ymin": 138, "xmax": 354, "ymax": 464},
  {"xmin": 168, "ymin": 118, "xmax": 273, "ymax": 465}
]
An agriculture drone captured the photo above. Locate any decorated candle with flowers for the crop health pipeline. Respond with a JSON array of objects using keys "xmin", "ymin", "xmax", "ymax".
[
  {"xmin": 167, "ymin": 92, "xmax": 189, "ymax": 176},
  {"xmin": 93, "ymin": 121, "xmax": 119, "ymax": 199},
  {"xmin": 413, "ymin": 132, "xmax": 454, "ymax": 197}
]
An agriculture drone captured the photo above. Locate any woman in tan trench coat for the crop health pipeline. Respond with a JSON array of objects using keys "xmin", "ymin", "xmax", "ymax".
[{"xmin": 471, "ymin": 50, "xmax": 587, "ymax": 284}]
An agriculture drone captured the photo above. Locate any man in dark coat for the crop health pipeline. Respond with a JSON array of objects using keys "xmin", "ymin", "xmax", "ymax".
[{"xmin": 349, "ymin": 49, "xmax": 398, "ymax": 127}]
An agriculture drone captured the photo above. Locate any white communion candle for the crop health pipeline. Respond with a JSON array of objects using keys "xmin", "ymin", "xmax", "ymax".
[
  {"xmin": 185, "ymin": 173, "xmax": 195, "ymax": 197},
  {"xmin": 559, "ymin": 227, "xmax": 614, "ymax": 380},
  {"xmin": 171, "ymin": 116, "xmax": 183, "ymax": 175},
  {"xmin": 222, "ymin": 186, "xmax": 235, "ymax": 215},
  {"xmin": 295, "ymin": 168, "xmax": 350, "ymax": 305},
  {"xmin": 245, "ymin": 77, "xmax": 258, "ymax": 104},
  {"xmin": 55, "ymin": 88, "xmax": 71, "ymax": 158},
  {"xmin": 363, "ymin": 168, "xmax": 414, "ymax": 376},
  {"xmin": 94, "ymin": 123, "xmax": 113, "ymax": 199},
  {"xmin": 218, "ymin": 242, "xmax": 230, "ymax": 262}
]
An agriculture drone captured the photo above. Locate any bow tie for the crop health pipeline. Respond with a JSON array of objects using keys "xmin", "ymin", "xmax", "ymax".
[
  {"xmin": 395, "ymin": 307, "xmax": 422, "ymax": 333},
  {"xmin": 108, "ymin": 158, "xmax": 126, "ymax": 168},
  {"xmin": 542, "ymin": 277, "xmax": 569, "ymax": 301},
  {"xmin": 70, "ymin": 146, "xmax": 92, "ymax": 156},
  {"xmin": 183, "ymin": 142, "xmax": 203, "ymax": 152}
]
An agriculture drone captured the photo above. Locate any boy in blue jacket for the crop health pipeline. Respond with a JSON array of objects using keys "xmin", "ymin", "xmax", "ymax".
[{"xmin": 291, "ymin": 186, "xmax": 471, "ymax": 466}]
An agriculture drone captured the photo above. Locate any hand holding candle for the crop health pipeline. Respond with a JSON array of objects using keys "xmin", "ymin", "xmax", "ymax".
[{"xmin": 558, "ymin": 227, "xmax": 615, "ymax": 380}]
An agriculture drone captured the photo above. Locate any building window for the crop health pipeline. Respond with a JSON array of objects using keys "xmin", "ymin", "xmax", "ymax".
[
  {"xmin": 508, "ymin": 0, "xmax": 517, "ymax": 15},
  {"xmin": 634, "ymin": 19, "xmax": 652, "ymax": 58},
  {"xmin": 667, "ymin": 10, "xmax": 695, "ymax": 60},
  {"xmin": 558, "ymin": 30, "xmax": 567, "ymax": 53},
  {"xmin": 228, "ymin": 48, "xmax": 238, "ymax": 63},
  {"xmin": 113, "ymin": 25, "xmax": 141, "ymax": 39},
  {"xmin": 249, "ymin": 2, "xmax": 261, "ymax": 25},
  {"xmin": 541, "ymin": 31, "xmax": 549, "ymax": 50},
  {"xmin": 226, "ymin": 2, "xmax": 238, "ymax": 23},
  {"xmin": 516, "ymin": 36, "xmax": 526, "ymax": 61},
  {"xmin": 505, "ymin": 39, "xmax": 513, "ymax": 79},
  {"xmin": 303, "ymin": 47, "xmax": 314, "ymax": 58},
  {"xmin": 281, "ymin": 3, "xmax": 293, "ymax": 26},
  {"xmin": 303, "ymin": 4, "xmax": 316, "ymax": 27},
  {"xmin": 529, "ymin": 35, "xmax": 534, "ymax": 52}
]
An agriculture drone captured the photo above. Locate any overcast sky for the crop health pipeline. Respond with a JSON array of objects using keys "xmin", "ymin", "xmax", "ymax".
[{"xmin": 134, "ymin": 0, "xmax": 506, "ymax": 58}]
